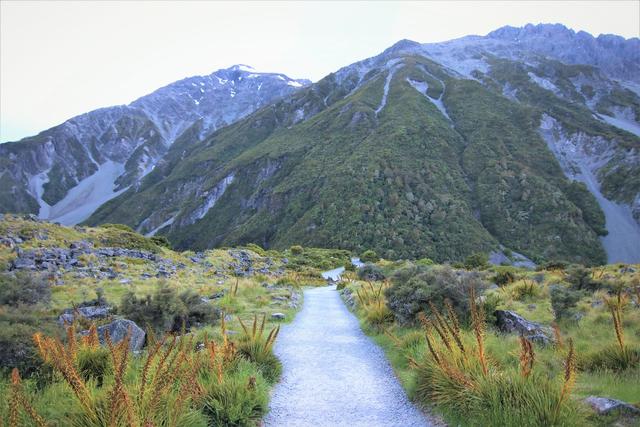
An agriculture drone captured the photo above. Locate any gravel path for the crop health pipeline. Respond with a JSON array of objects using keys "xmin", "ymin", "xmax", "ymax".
[{"xmin": 264, "ymin": 286, "xmax": 434, "ymax": 427}]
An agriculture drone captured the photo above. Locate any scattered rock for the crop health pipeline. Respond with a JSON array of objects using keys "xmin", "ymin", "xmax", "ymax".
[
  {"xmin": 272, "ymin": 312, "xmax": 286, "ymax": 320},
  {"xmin": 59, "ymin": 305, "xmax": 111, "ymax": 325},
  {"xmin": 495, "ymin": 310, "xmax": 553, "ymax": 345},
  {"xmin": 584, "ymin": 396, "xmax": 640, "ymax": 416},
  {"xmin": 86, "ymin": 319, "xmax": 146, "ymax": 351}
]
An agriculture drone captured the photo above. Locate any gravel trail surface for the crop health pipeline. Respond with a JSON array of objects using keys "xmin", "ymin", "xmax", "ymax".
[{"xmin": 264, "ymin": 286, "xmax": 434, "ymax": 427}]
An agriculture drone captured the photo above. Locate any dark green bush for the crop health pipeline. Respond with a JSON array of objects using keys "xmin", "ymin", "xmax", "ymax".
[
  {"xmin": 385, "ymin": 265, "xmax": 488, "ymax": 324},
  {"xmin": 119, "ymin": 284, "xmax": 219, "ymax": 332},
  {"xmin": 550, "ymin": 285, "xmax": 583, "ymax": 319},
  {"xmin": 244, "ymin": 243, "xmax": 266, "ymax": 256},
  {"xmin": 0, "ymin": 308, "xmax": 59, "ymax": 377},
  {"xmin": 99, "ymin": 223, "xmax": 135, "ymax": 232},
  {"xmin": 357, "ymin": 264, "xmax": 386, "ymax": 281},
  {"xmin": 149, "ymin": 235, "xmax": 171, "ymax": 249},
  {"xmin": 464, "ymin": 252, "xmax": 489, "ymax": 270},
  {"xmin": 360, "ymin": 250, "xmax": 379, "ymax": 263},
  {"xmin": 98, "ymin": 228, "xmax": 160, "ymax": 253},
  {"xmin": 289, "ymin": 245, "xmax": 303, "ymax": 255},
  {"xmin": 493, "ymin": 270, "xmax": 517, "ymax": 286},
  {"xmin": 0, "ymin": 272, "xmax": 50, "ymax": 306},
  {"xmin": 565, "ymin": 265, "xmax": 602, "ymax": 291}
]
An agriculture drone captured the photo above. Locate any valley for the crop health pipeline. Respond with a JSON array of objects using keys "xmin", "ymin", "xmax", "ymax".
[{"xmin": 1, "ymin": 20, "xmax": 639, "ymax": 427}]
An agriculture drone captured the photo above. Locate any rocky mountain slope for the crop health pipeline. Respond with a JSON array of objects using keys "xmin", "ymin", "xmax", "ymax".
[
  {"xmin": 0, "ymin": 65, "xmax": 309, "ymax": 225},
  {"xmin": 3, "ymin": 24, "xmax": 639, "ymax": 264}
]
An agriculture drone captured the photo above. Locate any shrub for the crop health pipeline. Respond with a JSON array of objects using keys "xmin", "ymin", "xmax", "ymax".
[
  {"xmin": 415, "ymin": 258, "xmax": 434, "ymax": 267},
  {"xmin": 0, "ymin": 272, "xmax": 50, "ymax": 306},
  {"xmin": 360, "ymin": 250, "xmax": 379, "ymax": 263},
  {"xmin": 464, "ymin": 252, "xmax": 489, "ymax": 270},
  {"xmin": 493, "ymin": 270, "xmax": 516, "ymax": 286},
  {"xmin": 98, "ymin": 227, "xmax": 160, "ymax": 252},
  {"xmin": 119, "ymin": 284, "xmax": 219, "ymax": 332},
  {"xmin": 244, "ymin": 243, "xmax": 266, "ymax": 256},
  {"xmin": 357, "ymin": 264, "xmax": 386, "ymax": 281},
  {"xmin": 0, "ymin": 308, "xmax": 58, "ymax": 377},
  {"xmin": 99, "ymin": 223, "xmax": 135, "ymax": 232},
  {"xmin": 550, "ymin": 286, "xmax": 583, "ymax": 319},
  {"xmin": 149, "ymin": 235, "xmax": 171, "ymax": 249},
  {"xmin": 385, "ymin": 265, "xmax": 488, "ymax": 324},
  {"xmin": 565, "ymin": 265, "xmax": 602, "ymax": 291},
  {"xmin": 289, "ymin": 245, "xmax": 303, "ymax": 255}
]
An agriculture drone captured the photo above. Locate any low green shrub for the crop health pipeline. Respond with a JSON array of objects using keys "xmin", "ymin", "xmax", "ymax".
[
  {"xmin": 150, "ymin": 235, "xmax": 171, "ymax": 249},
  {"xmin": 565, "ymin": 265, "xmax": 603, "ymax": 291},
  {"xmin": 493, "ymin": 270, "xmax": 516, "ymax": 287},
  {"xmin": 357, "ymin": 264, "xmax": 386, "ymax": 281},
  {"xmin": 119, "ymin": 284, "xmax": 219, "ymax": 333},
  {"xmin": 360, "ymin": 250, "xmax": 379, "ymax": 263},
  {"xmin": 244, "ymin": 243, "xmax": 266, "ymax": 256},
  {"xmin": 385, "ymin": 265, "xmax": 487, "ymax": 324},
  {"xmin": 0, "ymin": 272, "xmax": 50, "ymax": 306},
  {"xmin": 550, "ymin": 286, "xmax": 583, "ymax": 320},
  {"xmin": 289, "ymin": 245, "xmax": 303, "ymax": 255},
  {"xmin": 464, "ymin": 252, "xmax": 489, "ymax": 270}
]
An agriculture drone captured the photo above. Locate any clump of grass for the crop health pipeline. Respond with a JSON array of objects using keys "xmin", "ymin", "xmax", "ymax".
[
  {"xmin": 236, "ymin": 314, "xmax": 281, "ymax": 383},
  {"xmin": 25, "ymin": 325, "xmax": 206, "ymax": 426},
  {"xmin": 356, "ymin": 282, "xmax": 393, "ymax": 327},
  {"xmin": 582, "ymin": 289, "xmax": 640, "ymax": 372},
  {"xmin": 412, "ymin": 289, "xmax": 587, "ymax": 426}
]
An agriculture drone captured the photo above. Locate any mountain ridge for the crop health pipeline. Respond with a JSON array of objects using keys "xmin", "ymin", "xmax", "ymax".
[{"xmin": 2, "ymin": 23, "xmax": 639, "ymax": 264}]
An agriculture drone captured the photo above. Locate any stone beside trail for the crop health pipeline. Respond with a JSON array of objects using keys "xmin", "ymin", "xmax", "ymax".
[{"xmin": 264, "ymin": 286, "xmax": 436, "ymax": 427}]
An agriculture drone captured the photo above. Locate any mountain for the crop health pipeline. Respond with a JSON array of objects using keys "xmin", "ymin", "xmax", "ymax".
[
  {"xmin": 0, "ymin": 65, "xmax": 309, "ymax": 224},
  {"xmin": 4, "ymin": 24, "xmax": 640, "ymax": 264}
]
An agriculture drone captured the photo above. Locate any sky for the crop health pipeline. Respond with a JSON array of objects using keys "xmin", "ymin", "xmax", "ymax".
[{"xmin": 1, "ymin": 1, "xmax": 639, "ymax": 143}]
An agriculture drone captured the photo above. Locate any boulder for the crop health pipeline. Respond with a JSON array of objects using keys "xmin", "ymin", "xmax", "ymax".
[
  {"xmin": 495, "ymin": 310, "xmax": 553, "ymax": 345},
  {"xmin": 90, "ymin": 319, "xmax": 146, "ymax": 351},
  {"xmin": 584, "ymin": 396, "xmax": 640, "ymax": 416},
  {"xmin": 271, "ymin": 312, "xmax": 286, "ymax": 320},
  {"xmin": 59, "ymin": 305, "xmax": 111, "ymax": 325}
]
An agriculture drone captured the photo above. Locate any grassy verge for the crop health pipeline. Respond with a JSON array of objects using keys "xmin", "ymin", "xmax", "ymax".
[
  {"xmin": 341, "ymin": 261, "xmax": 640, "ymax": 427},
  {"xmin": 0, "ymin": 216, "xmax": 359, "ymax": 426}
]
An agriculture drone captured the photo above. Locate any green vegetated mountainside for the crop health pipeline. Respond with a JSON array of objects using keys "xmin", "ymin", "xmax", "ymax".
[{"xmin": 86, "ymin": 46, "xmax": 640, "ymax": 265}]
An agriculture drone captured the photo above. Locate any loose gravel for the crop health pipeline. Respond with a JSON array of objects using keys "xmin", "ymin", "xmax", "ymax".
[{"xmin": 264, "ymin": 286, "xmax": 437, "ymax": 427}]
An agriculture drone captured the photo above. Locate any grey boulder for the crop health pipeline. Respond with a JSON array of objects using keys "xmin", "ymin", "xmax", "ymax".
[
  {"xmin": 85, "ymin": 319, "xmax": 146, "ymax": 351},
  {"xmin": 584, "ymin": 396, "xmax": 640, "ymax": 416},
  {"xmin": 495, "ymin": 310, "xmax": 553, "ymax": 345}
]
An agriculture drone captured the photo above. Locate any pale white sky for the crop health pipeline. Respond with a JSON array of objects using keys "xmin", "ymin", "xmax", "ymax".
[{"xmin": 1, "ymin": 1, "xmax": 638, "ymax": 142}]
